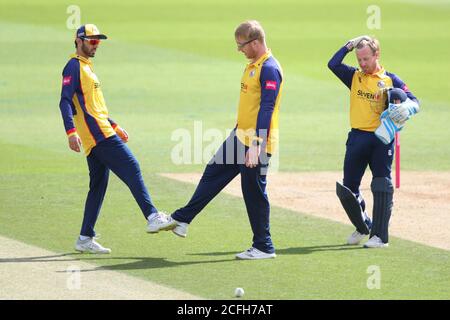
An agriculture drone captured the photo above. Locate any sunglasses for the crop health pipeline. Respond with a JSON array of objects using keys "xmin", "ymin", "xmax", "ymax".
[
  {"xmin": 237, "ymin": 38, "xmax": 257, "ymax": 49},
  {"xmin": 81, "ymin": 37, "xmax": 101, "ymax": 45}
]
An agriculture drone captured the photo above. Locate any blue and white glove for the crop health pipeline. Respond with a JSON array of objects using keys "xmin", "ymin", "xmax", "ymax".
[
  {"xmin": 374, "ymin": 109, "xmax": 404, "ymax": 144},
  {"xmin": 388, "ymin": 99, "xmax": 420, "ymax": 124},
  {"xmin": 375, "ymin": 98, "xmax": 420, "ymax": 144}
]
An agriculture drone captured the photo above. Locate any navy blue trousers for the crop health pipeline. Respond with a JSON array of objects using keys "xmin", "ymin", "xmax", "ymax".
[
  {"xmin": 80, "ymin": 135, "xmax": 158, "ymax": 237},
  {"xmin": 343, "ymin": 129, "xmax": 394, "ymax": 241},
  {"xmin": 343, "ymin": 129, "xmax": 394, "ymax": 196},
  {"xmin": 172, "ymin": 132, "xmax": 274, "ymax": 254}
]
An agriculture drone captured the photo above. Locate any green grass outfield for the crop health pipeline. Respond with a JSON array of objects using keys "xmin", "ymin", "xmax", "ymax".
[{"xmin": 1, "ymin": 0, "xmax": 449, "ymax": 299}]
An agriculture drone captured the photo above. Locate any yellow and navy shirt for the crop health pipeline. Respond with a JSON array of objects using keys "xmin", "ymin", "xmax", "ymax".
[
  {"xmin": 328, "ymin": 46, "xmax": 418, "ymax": 132},
  {"xmin": 236, "ymin": 50, "xmax": 283, "ymax": 154},
  {"xmin": 59, "ymin": 54, "xmax": 116, "ymax": 155}
]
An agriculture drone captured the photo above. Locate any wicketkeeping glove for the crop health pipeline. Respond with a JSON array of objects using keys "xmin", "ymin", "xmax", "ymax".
[
  {"xmin": 388, "ymin": 103, "xmax": 409, "ymax": 124},
  {"xmin": 388, "ymin": 99, "xmax": 419, "ymax": 124},
  {"xmin": 347, "ymin": 35, "xmax": 371, "ymax": 50},
  {"xmin": 375, "ymin": 109, "xmax": 404, "ymax": 145},
  {"xmin": 375, "ymin": 87, "xmax": 420, "ymax": 144}
]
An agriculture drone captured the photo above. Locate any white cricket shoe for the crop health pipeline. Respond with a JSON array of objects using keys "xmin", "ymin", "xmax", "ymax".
[
  {"xmin": 75, "ymin": 237, "xmax": 111, "ymax": 254},
  {"xmin": 347, "ymin": 230, "xmax": 369, "ymax": 245},
  {"xmin": 147, "ymin": 212, "xmax": 176, "ymax": 233},
  {"xmin": 364, "ymin": 236, "xmax": 389, "ymax": 248},
  {"xmin": 172, "ymin": 219, "xmax": 188, "ymax": 238},
  {"xmin": 235, "ymin": 247, "xmax": 276, "ymax": 260}
]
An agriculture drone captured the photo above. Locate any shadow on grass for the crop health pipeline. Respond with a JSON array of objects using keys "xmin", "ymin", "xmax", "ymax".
[
  {"xmin": 188, "ymin": 244, "xmax": 366, "ymax": 257},
  {"xmin": 0, "ymin": 244, "xmax": 365, "ymax": 273},
  {"xmin": 0, "ymin": 253, "xmax": 235, "ymax": 272},
  {"xmin": 75, "ymin": 256, "xmax": 235, "ymax": 272}
]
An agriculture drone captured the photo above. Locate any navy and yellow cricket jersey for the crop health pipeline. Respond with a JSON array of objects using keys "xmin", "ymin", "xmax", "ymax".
[
  {"xmin": 328, "ymin": 46, "xmax": 418, "ymax": 132},
  {"xmin": 236, "ymin": 50, "xmax": 283, "ymax": 154},
  {"xmin": 59, "ymin": 54, "xmax": 116, "ymax": 155}
]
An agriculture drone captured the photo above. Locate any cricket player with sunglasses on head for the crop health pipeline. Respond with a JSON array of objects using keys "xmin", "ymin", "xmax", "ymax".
[{"xmin": 59, "ymin": 24, "xmax": 170, "ymax": 254}]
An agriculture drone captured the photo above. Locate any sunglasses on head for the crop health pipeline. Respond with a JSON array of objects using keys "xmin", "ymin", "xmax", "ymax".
[{"xmin": 81, "ymin": 37, "xmax": 101, "ymax": 45}]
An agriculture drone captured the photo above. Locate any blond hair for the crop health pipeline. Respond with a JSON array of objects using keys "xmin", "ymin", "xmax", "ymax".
[
  {"xmin": 356, "ymin": 37, "xmax": 380, "ymax": 55},
  {"xmin": 234, "ymin": 20, "xmax": 265, "ymax": 42}
]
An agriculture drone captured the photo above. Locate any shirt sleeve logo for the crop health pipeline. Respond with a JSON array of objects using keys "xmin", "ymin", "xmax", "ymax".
[
  {"xmin": 402, "ymin": 84, "xmax": 410, "ymax": 92},
  {"xmin": 63, "ymin": 76, "xmax": 72, "ymax": 86},
  {"xmin": 265, "ymin": 80, "xmax": 277, "ymax": 90}
]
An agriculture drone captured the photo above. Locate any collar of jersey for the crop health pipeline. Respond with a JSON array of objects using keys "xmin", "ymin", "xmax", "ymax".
[
  {"xmin": 70, "ymin": 54, "xmax": 93, "ymax": 66},
  {"xmin": 248, "ymin": 49, "xmax": 272, "ymax": 67}
]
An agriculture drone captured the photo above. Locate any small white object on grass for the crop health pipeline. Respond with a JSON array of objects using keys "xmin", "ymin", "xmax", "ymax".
[{"xmin": 234, "ymin": 287, "xmax": 244, "ymax": 298}]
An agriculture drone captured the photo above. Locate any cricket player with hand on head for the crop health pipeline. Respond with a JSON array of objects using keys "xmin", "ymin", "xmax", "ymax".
[
  {"xmin": 328, "ymin": 35, "xmax": 419, "ymax": 248},
  {"xmin": 59, "ymin": 24, "xmax": 170, "ymax": 254},
  {"xmin": 149, "ymin": 20, "xmax": 283, "ymax": 260}
]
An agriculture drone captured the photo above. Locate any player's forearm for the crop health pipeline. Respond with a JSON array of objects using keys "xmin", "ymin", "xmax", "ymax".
[
  {"xmin": 255, "ymin": 104, "xmax": 275, "ymax": 143},
  {"xmin": 59, "ymin": 99, "xmax": 76, "ymax": 135}
]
